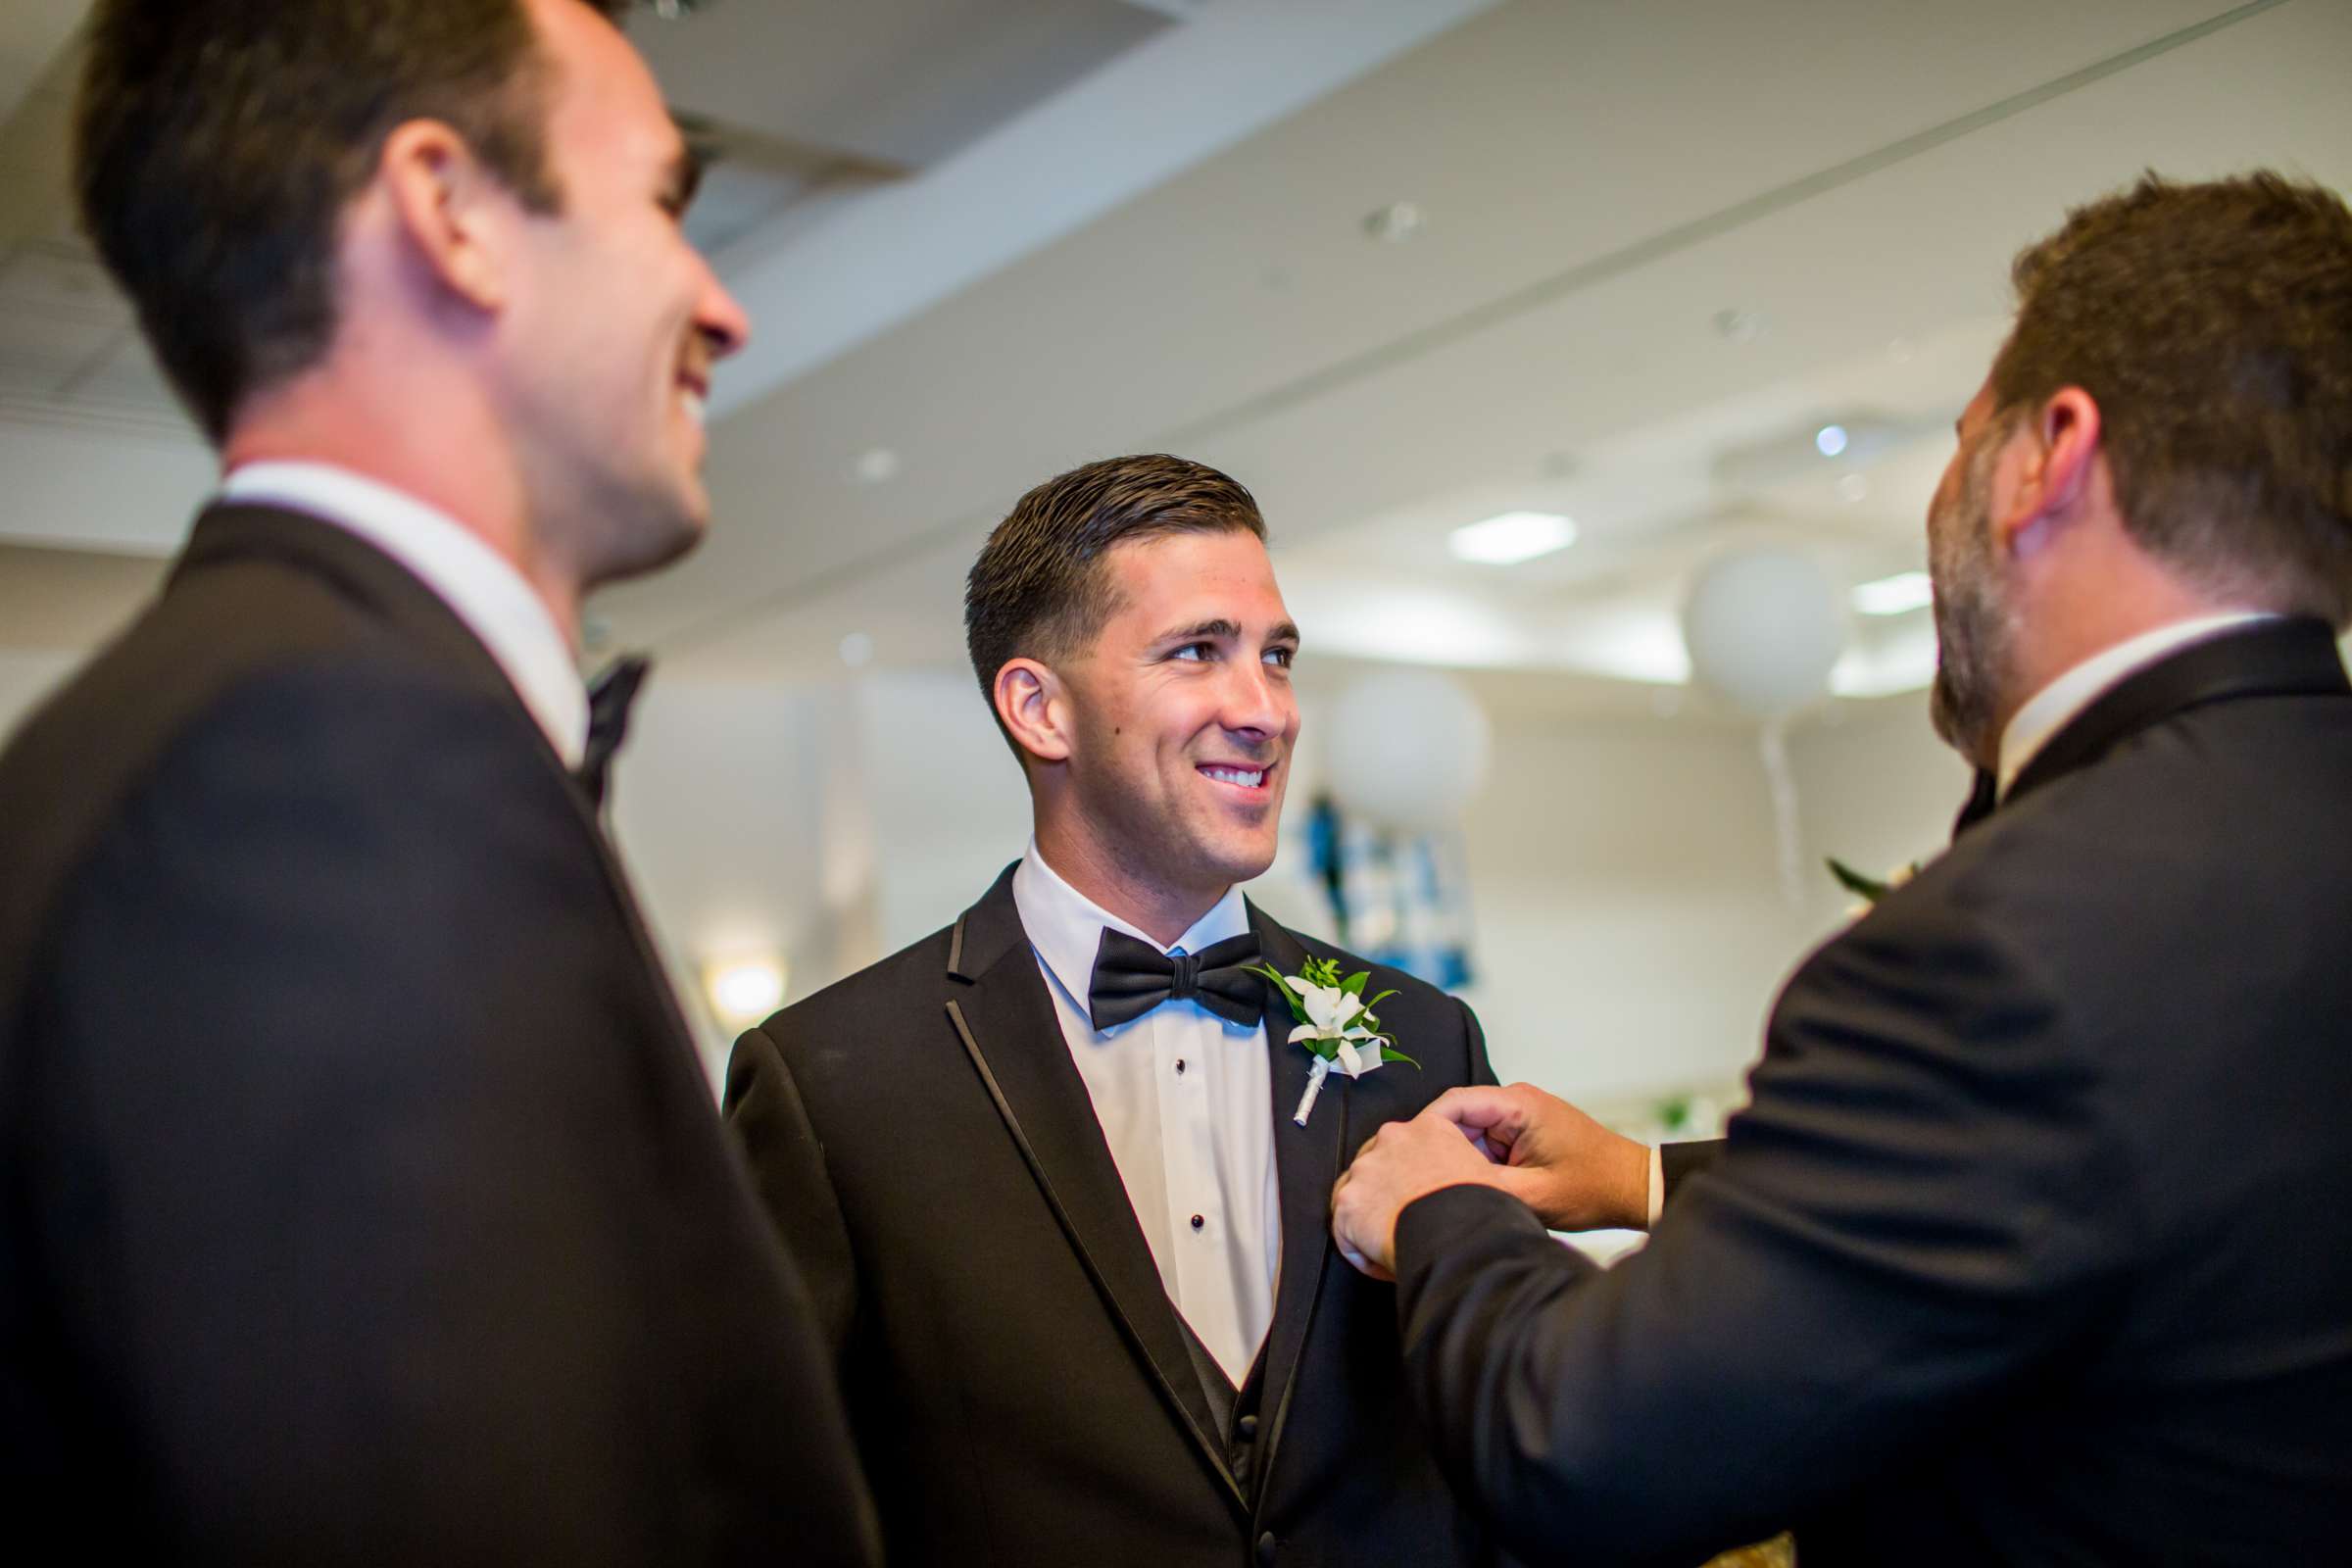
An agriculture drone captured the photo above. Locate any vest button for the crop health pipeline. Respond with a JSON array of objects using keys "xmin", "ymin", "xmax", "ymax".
[
  {"xmin": 1237, "ymin": 1413, "xmax": 1258, "ymax": 1442},
  {"xmin": 1256, "ymin": 1531, "xmax": 1278, "ymax": 1565}
]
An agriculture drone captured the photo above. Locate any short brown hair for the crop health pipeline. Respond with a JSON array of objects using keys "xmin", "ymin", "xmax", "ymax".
[
  {"xmin": 1990, "ymin": 172, "xmax": 2352, "ymax": 624},
  {"xmin": 74, "ymin": 0, "xmax": 631, "ymax": 445},
  {"xmin": 964, "ymin": 454, "xmax": 1267, "ymax": 726}
]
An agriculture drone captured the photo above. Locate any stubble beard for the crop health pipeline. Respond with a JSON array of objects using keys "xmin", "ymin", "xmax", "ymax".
[{"xmin": 1927, "ymin": 431, "xmax": 2019, "ymax": 767}]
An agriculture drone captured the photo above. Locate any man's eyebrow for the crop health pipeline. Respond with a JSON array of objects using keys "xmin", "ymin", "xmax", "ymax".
[{"xmin": 1155, "ymin": 618, "xmax": 1243, "ymax": 644}]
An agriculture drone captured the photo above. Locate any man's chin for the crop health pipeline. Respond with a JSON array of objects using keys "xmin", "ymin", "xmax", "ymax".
[{"xmin": 592, "ymin": 496, "xmax": 708, "ymax": 588}]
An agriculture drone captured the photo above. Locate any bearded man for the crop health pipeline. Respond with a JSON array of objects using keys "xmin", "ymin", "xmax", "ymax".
[{"xmin": 1334, "ymin": 172, "xmax": 2352, "ymax": 1566}]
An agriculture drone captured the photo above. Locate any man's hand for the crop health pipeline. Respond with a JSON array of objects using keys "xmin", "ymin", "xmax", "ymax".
[
  {"xmin": 1331, "ymin": 1110, "xmax": 1503, "ymax": 1281},
  {"xmin": 1428, "ymin": 1083, "xmax": 1653, "ymax": 1233},
  {"xmin": 1331, "ymin": 1083, "xmax": 1653, "ymax": 1280}
]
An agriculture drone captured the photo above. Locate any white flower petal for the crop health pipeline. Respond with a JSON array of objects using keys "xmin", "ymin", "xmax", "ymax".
[
  {"xmin": 1334, "ymin": 1040, "xmax": 1363, "ymax": 1074},
  {"xmin": 1288, "ymin": 1023, "xmax": 1319, "ymax": 1044}
]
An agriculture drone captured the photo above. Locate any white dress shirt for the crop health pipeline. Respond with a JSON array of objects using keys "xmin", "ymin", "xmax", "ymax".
[
  {"xmin": 1994, "ymin": 611, "xmax": 2277, "ymax": 798},
  {"xmin": 1012, "ymin": 842, "xmax": 1281, "ymax": 1385},
  {"xmin": 1641, "ymin": 610, "xmax": 2280, "ymax": 1225},
  {"xmin": 220, "ymin": 462, "xmax": 589, "ymax": 767}
]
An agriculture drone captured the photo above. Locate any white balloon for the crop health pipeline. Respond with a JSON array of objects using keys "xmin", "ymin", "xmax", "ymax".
[
  {"xmin": 1680, "ymin": 548, "xmax": 1846, "ymax": 717},
  {"xmin": 1323, "ymin": 670, "xmax": 1493, "ymax": 830}
]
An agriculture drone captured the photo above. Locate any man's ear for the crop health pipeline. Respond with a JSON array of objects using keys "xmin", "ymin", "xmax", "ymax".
[
  {"xmin": 376, "ymin": 119, "xmax": 512, "ymax": 312},
  {"xmin": 1999, "ymin": 386, "xmax": 2105, "ymax": 557},
  {"xmin": 995, "ymin": 658, "xmax": 1073, "ymax": 765}
]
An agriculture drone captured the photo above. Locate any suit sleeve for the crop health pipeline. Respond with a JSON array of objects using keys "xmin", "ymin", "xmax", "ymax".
[
  {"xmin": 1659, "ymin": 1138, "xmax": 1723, "ymax": 1206},
  {"xmin": 724, "ymin": 1021, "xmax": 859, "ymax": 1371},
  {"xmin": 1392, "ymin": 897, "xmax": 2132, "ymax": 1567},
  {"xmin": 24, "ymin": 662, "xmax": 873, "ymax": 1565}
]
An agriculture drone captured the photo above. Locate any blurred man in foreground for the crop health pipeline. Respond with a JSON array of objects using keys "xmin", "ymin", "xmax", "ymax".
[
  {"xmin": 0, "ymin": 1, "xmax": 873, "ymax": 1559},
  {"xmin": 1334, "ymin": 172, "xmax": 2352, "ymax": 1566}
]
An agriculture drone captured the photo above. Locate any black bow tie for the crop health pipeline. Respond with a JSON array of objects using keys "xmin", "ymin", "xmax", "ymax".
[
  {"xmin": 1951, "ymin": 765, "xmax": 1998, "ymax": 841},
  {"xmin": 1087, "ymin": 929, "xmax": 1264, "ymax": 1031},
  {"xmin": 576, "ymin": 654, "xmax": 651, "ymax": 809}
]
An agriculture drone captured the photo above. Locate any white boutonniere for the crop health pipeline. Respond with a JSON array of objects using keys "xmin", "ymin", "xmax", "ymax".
[{"xmin": 1246, "ymin": 956, "xmax": 1421, "ymax": 1126}]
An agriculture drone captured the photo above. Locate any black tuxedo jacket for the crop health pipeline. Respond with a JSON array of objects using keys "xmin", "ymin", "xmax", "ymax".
[
  {"xmin": 1394, "ymin": 617, "xmax": 2352, "ymax": 1566},
  {"xmin": 726, "ymin": 868, "xmax": 1511, "ymax": 1567},
  {"xmin": 0, "ymin": 505, "xmax": 876, "ymax": 1565}
]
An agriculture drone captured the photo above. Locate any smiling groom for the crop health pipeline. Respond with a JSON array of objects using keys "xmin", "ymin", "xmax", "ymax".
[{"xmin": 725, "ymin": 454, "xmax": 1510, "ymax": 1566}]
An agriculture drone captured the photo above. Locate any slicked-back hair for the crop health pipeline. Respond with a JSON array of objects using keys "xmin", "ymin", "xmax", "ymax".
[
  {"xmin": 74, "ymin": 0, "xmax": 633, "ymax": 446},
  {"xmin": 1990, "ymin": 172, "xmax": 2352, "ymax": 625},
  {"xmin": 964, "ymin": 454, "xmax": 1268, "ymax": 751}
]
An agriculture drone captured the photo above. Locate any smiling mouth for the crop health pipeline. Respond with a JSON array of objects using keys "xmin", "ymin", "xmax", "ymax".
[{"xmin": 1199, "ymin": 762, "xmax": 1272, "ymax": 792}]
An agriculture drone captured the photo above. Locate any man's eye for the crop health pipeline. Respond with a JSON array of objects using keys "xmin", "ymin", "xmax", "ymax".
[
  {"xmin": 1264, "ymin": 646, "xmax": 1296, "ymax": 668},
  {"xmin": 1170, "ymin": 643, "xmax": 1211, "ymax": 662}
]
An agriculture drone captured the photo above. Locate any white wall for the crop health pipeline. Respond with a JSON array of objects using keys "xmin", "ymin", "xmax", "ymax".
[{"xmin": 0, "ymin": 648, "xmax": 81, "ymax": 742}]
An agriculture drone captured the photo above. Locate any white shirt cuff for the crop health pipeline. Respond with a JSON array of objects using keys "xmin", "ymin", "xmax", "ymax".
[{"xmin": 1645, "ymin": 1145, "xmax": 1665, "ymax": 1228}]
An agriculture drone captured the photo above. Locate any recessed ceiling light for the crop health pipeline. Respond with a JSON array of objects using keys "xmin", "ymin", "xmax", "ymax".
[
  {"xmin": 853, "ymin": 447, "xmax": 901, "ymax": 484},
  {"xmin": 1850, "ymin": 570, "xmax": 1933, "ymax": 616},
  {"xmin": 1363, "ymin": 201, "xmax": 1425, "ymax": 243},
  {"xmin": 1837, "ymin": 472, "xmax": 1871, "ymax": 504},
  {"xmin": 1815, "ymin": 424, "xmax": 1849, "ymax": 458},
  {"xmin": 1448, "ymin": 511, "xmax": 1578, "ymax": 565},
  {"xmin": 838, "ymin": 631, "xmax": 875, "ymax": 667}
]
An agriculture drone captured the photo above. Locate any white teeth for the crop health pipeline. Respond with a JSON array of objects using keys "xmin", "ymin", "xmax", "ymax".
[
  {"xmin": 1202, "ymin": 767, "xmax": 1265, "ymax": 788},
  {"xmin": 680, "ymin": 390, "xmax": 707, "ymax": 426}
]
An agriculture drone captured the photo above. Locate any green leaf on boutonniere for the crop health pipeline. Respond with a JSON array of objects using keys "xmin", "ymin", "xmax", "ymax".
[
  {"xmin": 1826, "ymin": 856, "xmax": 1894, "ymax": 904},
  {"xmin": 1244, "ymin": 961, "xmax": 1313, "ymax": 1026},
  {"xmin": 1380, "ymin": 1045, "xmax": 1421, "ymax": 1068}
]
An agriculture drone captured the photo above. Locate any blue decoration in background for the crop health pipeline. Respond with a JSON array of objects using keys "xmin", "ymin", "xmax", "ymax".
[{"xmin": 1304, "ymin": 795, "xmax": 1473, "ymax": 990}]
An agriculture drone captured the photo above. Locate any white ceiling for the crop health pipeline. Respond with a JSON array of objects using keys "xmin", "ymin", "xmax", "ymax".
[{"xmin": 1, "ymin": 0, "xmax": 2345, "ymax": 724}]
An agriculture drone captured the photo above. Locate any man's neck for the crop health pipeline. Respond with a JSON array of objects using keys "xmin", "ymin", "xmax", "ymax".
[
  {"xmin": 222, "ymin": 388, "xmax": 582, "ymax": 649},
  {"xmin": 1031, "ymin": 817, "xmax": 1228, "ymax": 949},
  {"xmin": 1993, "ymin": 606, "xmax": 2275, "ymax": 795}
]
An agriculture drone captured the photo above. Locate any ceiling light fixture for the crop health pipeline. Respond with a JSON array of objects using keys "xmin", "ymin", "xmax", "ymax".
[
  {"xmin": 1815, "ymin": 424, "xmax": 1849, "ymax": 458},
  {"xmin": 1448, "ymin": 511, "xmax": 1578, "ymax": 565},
  {"xmin": 1363, "ymin": 201, "xmax": 1425, "ymax": 243},
  {"xmin": 1850, "ymin": 570, "xmax": 1934, "ymax": 616}
]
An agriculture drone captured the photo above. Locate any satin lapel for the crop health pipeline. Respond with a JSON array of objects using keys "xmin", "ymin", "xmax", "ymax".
[
  {"xmin": 2008, "ymin": 616, "xmax": 2351, "ymax": 809},
  {"xmin": 944, "ymin": 880, "xmax": 1246, "ymax": 1512},
  {"xmin": 1247, "ymin": 909, "xmax": 1342, "ymax": 1492}
]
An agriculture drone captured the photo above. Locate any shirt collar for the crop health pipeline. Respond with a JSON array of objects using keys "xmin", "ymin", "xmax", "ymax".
[
  {"xmin": 1996, "ymin": 611, "xmax": 2278, "ymax": 799},
  {"xmin": 219, "ymin": 461, "xmax": 590, "ymax": 767},
  {"xmin": 1011, "ymin": 837, "xmax": 1250, "ymax": 1023}
]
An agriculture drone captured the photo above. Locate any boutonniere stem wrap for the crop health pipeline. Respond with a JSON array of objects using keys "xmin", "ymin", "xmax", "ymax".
[{"xmin": 1247, "ymin": 956, "xmax": 1420, "ymax": 1126}]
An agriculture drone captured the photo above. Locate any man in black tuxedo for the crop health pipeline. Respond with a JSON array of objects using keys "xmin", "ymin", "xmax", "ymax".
[
  {"xmin": 0, "ymin": 1, "xmax": 874, "ymax": 1561},
  {"xmin": 727, "ymin": 454, "xmax": 1509, "ymax": 1566},
  {"xmin": 1331, "ymin": 172, "xmax": 2352, "ymax": 1565}
]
